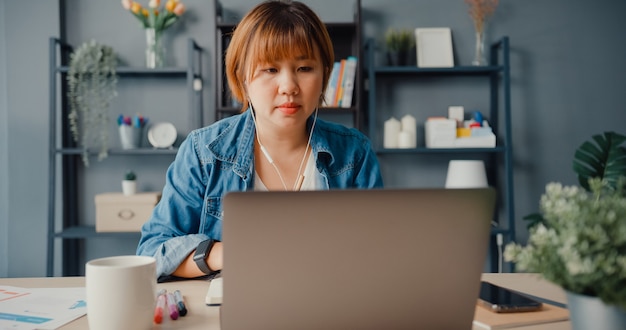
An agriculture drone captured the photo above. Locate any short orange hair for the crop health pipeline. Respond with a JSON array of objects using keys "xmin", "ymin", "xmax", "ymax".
[{"xmin": 225, "ymin": 0, "xmax": 334, "ymax": 112}]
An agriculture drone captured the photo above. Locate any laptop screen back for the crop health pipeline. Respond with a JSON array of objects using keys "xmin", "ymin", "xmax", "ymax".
[{"xmin": 221, "ymin": 188, "xmax": 496, "ymax": 330}]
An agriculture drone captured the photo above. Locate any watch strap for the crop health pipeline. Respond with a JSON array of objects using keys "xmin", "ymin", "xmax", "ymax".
[{"xmin": 194, "ymin": 239, "xmax": 215, "ymax": 275}]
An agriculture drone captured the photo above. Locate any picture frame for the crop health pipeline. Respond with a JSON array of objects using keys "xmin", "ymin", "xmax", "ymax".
[{"xmin": 415, "ymin": 28, "xmax": 454, "ymax": 68}]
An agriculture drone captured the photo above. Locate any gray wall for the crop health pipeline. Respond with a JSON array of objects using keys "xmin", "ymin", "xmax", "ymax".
[
  {"xmin": 2, "ymin": 0, "xmax": 626, "ymax": 277},
  {"xmin": 2, "ymin": 0, "xmax": 61, "ymax": 277},
  {"xmin": 0, "ymin": 0, "xmax": 8, "ymax": 277}
]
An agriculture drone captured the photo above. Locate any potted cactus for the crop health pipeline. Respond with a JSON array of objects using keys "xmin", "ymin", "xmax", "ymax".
[{"xmin": 122, "ymin": 170, "xmax": 137, "ymax": 196}]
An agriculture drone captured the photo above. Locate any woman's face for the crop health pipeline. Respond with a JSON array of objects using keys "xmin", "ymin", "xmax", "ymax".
[{"xmin": 246, "ymin": 50, "xmax": 324, "ymax": 132}]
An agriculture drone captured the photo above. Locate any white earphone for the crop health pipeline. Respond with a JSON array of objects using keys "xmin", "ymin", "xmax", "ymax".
[{"xmin": 249, "ymin": 99, "xmax": 318, "ymax": 191}]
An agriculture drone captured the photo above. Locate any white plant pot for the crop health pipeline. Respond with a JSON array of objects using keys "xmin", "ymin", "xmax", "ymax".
[
  {"xmin": 122, "ymin": 180, "xmax": 137, "ymax": 196},
  {"xmin": 566, "ymin": 290, "xmax": 626, "ymax": 330}
]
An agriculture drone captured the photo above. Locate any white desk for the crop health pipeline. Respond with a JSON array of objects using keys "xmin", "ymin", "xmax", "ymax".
[{"xmin": 0, "ymin": 273, "xmax": 570, "ymax": 330}]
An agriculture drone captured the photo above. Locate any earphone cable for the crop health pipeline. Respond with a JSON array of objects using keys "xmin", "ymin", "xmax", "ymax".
[
  {"xmin": 292, "ymin": 107, "xmax": 317, "ymax": 190},
  {"xmin": 250, "ymin": 104, "xmax": 316, "ymax": 191}
]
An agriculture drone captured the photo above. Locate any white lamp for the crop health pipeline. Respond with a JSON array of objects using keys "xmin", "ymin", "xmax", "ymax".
[
  {"xmin": 445, "ymin": 160, "xmax": 488, "ymax": 188},
  {"xmin": 445, "ymin": 160, "xmax": 498, "ymax": 270}
]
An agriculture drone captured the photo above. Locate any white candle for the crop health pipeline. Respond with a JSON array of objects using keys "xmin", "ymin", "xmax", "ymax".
[
  {"xmin": 401, "ymin": 114, "xmax": 416, "ymax": 138},
  {"xmin": 384, "ymin": 117, "xmax": 401, "ymax": 148},
  {"xmin": 398, "ymin": 131, "xmax": 415, "ymax": 148}
]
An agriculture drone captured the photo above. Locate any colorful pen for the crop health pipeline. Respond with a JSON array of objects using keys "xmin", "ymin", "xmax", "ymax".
[
  {"xmin": 166, "ymin": 292, "xmax": 179, "ymax": 320},
  {"xmin": 174, "ymin": 290, "xmax": 188, "ymax": 316},
  {"xmin": 154, "ymin": 289, "xmax": 166, "ymax": 324}
]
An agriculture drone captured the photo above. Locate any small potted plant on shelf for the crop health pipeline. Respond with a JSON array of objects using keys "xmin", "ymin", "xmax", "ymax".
[
  {"xmin": 67, "ymin": 40, "xmax": 118, "ymax": 166},
  {"xmin": 385, "ymin": 28, "xmax": 414, "ymax": 66},
  {"xmin": 505, "ymin": 131, "xmax": 626, "ymax": 330},
  {"xmin": 122, "ymin": 170, "xmax": 137, "ymax": 196}
]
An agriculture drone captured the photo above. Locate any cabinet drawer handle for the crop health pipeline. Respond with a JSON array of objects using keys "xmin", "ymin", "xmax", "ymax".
[{"xmin": 118, "ymin": 209, "xmax": 135, "ymax": 220}]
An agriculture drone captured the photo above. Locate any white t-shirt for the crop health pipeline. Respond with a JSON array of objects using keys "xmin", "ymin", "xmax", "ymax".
[{"xmin": 254, "ymin": 152, "xmax": 318, "ymax": 191}]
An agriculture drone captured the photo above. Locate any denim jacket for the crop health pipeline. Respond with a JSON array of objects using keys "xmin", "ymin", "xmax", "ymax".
[{"xmin": 137, "ymin": 109, "xmax": 383, "ymax": 277}]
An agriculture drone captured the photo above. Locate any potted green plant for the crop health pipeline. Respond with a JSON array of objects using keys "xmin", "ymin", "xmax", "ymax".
[
  {"xmin": 122, "ymin": 170, "xmax": 137, "ymax": 196},
  {"xmin": 385, "ymin": 28, "xmax": 414, "ymax": 66},
  {"xmin": 67, "ymin": 40, "xmax": 118, "ymax": 166},
  {"xmin": 505, "ymin": 131, "xmax": 626, "ymax": 329}
]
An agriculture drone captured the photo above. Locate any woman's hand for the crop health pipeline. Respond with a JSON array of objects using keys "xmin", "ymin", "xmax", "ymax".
[{"xmin": 207, "ymin": 241, "xmax": 223, "ymax": 271}]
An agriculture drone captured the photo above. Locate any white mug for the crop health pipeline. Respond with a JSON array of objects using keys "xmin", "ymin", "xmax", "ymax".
[{"xmin": 86, "ymin": 255, "xmax": 157, "ymax": 330}]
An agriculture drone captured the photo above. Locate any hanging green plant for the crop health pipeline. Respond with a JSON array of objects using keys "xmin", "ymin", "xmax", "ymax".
[{"xmin": 67, "ymin": 40, "xmax": 118, "ymax": 166}]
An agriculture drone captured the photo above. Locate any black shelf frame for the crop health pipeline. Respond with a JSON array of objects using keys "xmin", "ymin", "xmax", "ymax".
[
  {"xmin": 47, "ymin": 37, "xmax": 204, "ymax": 276},
  {"xmin": 366, "ymin": 37, "xmax": 514, "ymax": 272}
]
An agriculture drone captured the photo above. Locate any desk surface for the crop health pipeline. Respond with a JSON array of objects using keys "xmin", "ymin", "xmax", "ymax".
[{"xmin": 0, "ymin": 273, "xmax": 570, "ymax": 330}]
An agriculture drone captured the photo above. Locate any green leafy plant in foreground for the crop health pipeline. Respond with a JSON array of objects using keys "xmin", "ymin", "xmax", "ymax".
[{"xmin": 506, "ymin": 131, "xmax": 626, "ymax": 310}]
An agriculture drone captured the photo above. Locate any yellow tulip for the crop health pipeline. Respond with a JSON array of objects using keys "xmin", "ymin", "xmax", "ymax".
[
  {"xmin": 130, "ymin": 2, "xmax": 142, "ymax": 14},
  {"xmin": 123, "ymin": 0, "xmax": 185, "ymax": 29},
  {"xmin": 165, "ymin": 0, "xmax": 176, "ymax": 12}
]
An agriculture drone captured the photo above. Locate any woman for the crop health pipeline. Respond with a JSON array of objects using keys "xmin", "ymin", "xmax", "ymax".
[{"xmin": 137, "ymin": 0, "xmax": 383, "ymax": 279}]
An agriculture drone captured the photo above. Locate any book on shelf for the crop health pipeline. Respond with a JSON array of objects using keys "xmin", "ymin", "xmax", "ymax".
[
  {"xmin": 322, "ymin": 56, "xmax": 358, "ymax": 108},
  {"xmin": 333, "ymin": 59, "xmax": 346, "ymax": 107},
  {"xmin": 323, "ymin": 61, "xmax": 341, "ymax": 107},
  {"xmin": 339, "ymin": 56, "xmax": 357, "ymax": 108}
]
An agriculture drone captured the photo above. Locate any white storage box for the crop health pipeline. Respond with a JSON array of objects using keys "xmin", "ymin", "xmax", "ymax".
[
  {"xmin": 95, "ymin": 192, "xmax": 161, "ymax": 232},
  {"xmin": 425, "ymin": 118, "xmax": 496, "ymax": 148},
  {"xmin": 425, "ymin": 118, "xmax": 457, "ymax": 148}
]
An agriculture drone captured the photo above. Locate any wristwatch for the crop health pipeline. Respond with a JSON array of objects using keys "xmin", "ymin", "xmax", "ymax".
[{"xmin": 193, "ymin": 239, "xmax": 216, "ymax": 275}]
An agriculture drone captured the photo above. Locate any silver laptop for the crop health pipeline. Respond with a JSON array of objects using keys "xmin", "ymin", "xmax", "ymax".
[{"xmin": 220, "ymin": 188, "xmax": 496, "ymax": 330}]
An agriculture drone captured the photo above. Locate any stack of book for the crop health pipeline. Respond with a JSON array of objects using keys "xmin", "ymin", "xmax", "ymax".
[{"xmin": 323, "ymin": 56, "xmax": 357, "ymax": 108}]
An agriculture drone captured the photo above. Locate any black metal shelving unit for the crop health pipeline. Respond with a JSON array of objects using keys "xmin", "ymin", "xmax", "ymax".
[
  {"xmin": 366, "ymin": 37, "xmax": 514, "ymax": 272},
  {"xmin": 46, "ymin": 37, "xmax": 204, "ymax": 276}
]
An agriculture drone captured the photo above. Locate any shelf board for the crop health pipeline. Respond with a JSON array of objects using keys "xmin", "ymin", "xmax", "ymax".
[
  {"xmin": 374, "ymin": 65, "xmax": 502, "ymax": 75},
  {"xmin": 216, "ymin": 107, "xmax": 358, "ymax": 114},
  {"xmin": 55, "ymin": 147, "xmax": 178, "ymax": 155},
  {"xmin": 56, "ymin": 66, "xmax": 188, "ymax": 77},
  {"xmin": 217, "ymin": 21, "xmax": 357, "ymax": 29},
  {"xmin": 490, "ymin": 228, "xmax": 512, "ymax": 236},
  {"xmin": 53, "ymin": 226, "xmax": 141, "ymax": 238},
  {"xmin": 319, "ymin": 107, "xmax": 359, "ymax": 113},
  {"xmin": 375, "ymin": 146, "xmax": 506, "ymax": 154}
]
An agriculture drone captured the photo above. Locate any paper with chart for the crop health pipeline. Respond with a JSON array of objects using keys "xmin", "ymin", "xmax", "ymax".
[{"xmin": 0, "ymin": 286, "xmax": 86, "ymax": 330}]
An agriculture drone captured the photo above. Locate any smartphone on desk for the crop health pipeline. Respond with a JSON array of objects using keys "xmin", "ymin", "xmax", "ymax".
[{"xmin": 478, "ymin": 281, "xmax": 543, "ymax": 313}]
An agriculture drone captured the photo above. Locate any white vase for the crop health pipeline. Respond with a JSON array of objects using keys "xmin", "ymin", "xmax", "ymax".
[
  {"xmin": 145, "ymin": 28, "xmax": 165, "ymax": 68},
  {"xmin": 122, "ymin": 180, "xmax": 137, "ymax": 196},
  {"xmin": 566, "ymin": 290, "xmax": 626, "ymax": 330},
  {"xmin": 472, "ymin": 30, "xmax": 487, "ymax": 66}
]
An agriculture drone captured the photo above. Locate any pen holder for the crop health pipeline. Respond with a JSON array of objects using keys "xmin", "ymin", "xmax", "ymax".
[{"xmin": 119, "ymin": 125, "xmax": 143, "ymax": 149}]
